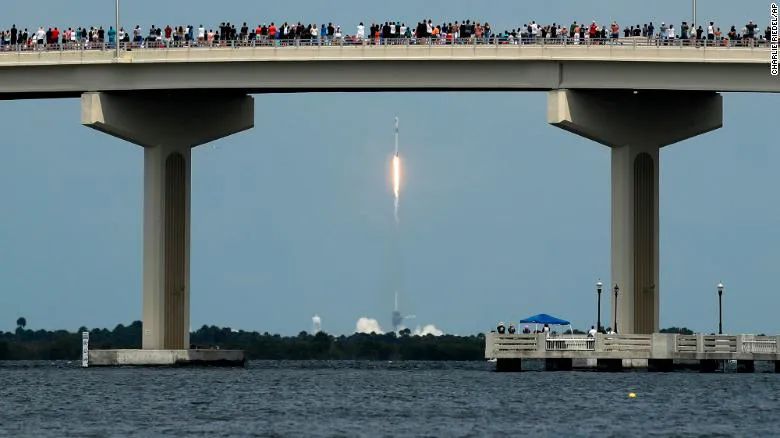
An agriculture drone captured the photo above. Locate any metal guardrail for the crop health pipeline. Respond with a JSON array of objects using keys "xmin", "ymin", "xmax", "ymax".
[
  {"xmin": 0, "ymin": 36, "xmax": 771, "ymax": 53},
  {"xmin": 546, "ymin": 337, "xmax": 595, "ymax": 351},
  {"xmin": 742, "ymin": 337, "xmax": 778, "ymax": 354}
]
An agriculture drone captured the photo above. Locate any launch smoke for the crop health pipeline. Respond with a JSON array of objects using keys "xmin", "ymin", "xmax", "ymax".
[
  {"xmin": 413, "ymin": 324, "xmax": 444, "ymax": 336},
  {"xmin": 356, "ymin": 317, "xmax": 384, "ymax": 334}
]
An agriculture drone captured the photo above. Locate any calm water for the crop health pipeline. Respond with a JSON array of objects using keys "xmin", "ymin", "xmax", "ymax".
[{"xmin": 0, "ymin": 361, "xmax": 778, "ymax": 437}]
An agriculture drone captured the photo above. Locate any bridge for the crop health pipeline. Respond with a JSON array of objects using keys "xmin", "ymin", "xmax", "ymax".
[{"xmin": 2, "ymin": 42, "xmax": 774, "ymax": 365}]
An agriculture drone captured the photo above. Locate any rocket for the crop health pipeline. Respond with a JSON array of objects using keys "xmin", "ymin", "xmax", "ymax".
[{"xmin": 394, "ymin": 116, "xmax": 399, "ymax": 157}]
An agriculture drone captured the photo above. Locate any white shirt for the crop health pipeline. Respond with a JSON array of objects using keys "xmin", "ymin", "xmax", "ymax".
[
  {"xmin": 390, "ymin": 24, "xmax": 396, "ymax": 34},
  {"xmin": 198, "ymin": 27, "xmax": 205, "ymax": 38},
  {"xmin": 36, "ymin": 29, "xmax": 45, "ymax": 41},
  {"xmin": 668, "ymin": 27, "xmax": 675, "ymax": 38},
  {"xmin": 588, "ymin": 328, "xmax": 597, "ymax": 337},
  {"xmin": 357, "ymin": 25, "xmax": 365, "ymax": 38},
  {"xmin": 708, "ymin": 25, "xmax": 714, "ymax": 35},
  {"xmin": 400, "ymin": 26, "xmax": 407, "ymax": 35},
  {"xmin": 311, "ymin": 27, "xmax": 319, "ymax": 37}
]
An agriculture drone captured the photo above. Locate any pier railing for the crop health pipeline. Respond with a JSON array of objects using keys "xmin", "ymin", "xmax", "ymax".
[
  {"xmin": 675, "ymin": 334, "xmax": 778, "ymax": 354},
  {"xmin": 486, "ymin": 332, "xmax": 780, "ymax": 359},
  {"xmin": 741, "ymin": 336, "xmax": 778, "ymax": 354},
  {"xmin": 600, "ymin": 334, "xmax": 652, "ymax": 352},
  {"xmin": 546, "ymin": 337, "xmax": 594, "ymax": 351}
]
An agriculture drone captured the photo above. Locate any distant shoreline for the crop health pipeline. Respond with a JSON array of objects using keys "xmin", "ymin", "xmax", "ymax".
[{"xmin": 0, "ymin": 321, "xmax": 485, "ymax": 361}]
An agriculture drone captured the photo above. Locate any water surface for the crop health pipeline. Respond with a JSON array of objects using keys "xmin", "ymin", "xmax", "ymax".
[{"xmin": 0, "ymin": 361, "xmax": 777, "ymax": 436}]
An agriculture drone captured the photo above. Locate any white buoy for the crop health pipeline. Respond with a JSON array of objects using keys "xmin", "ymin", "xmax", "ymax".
[{"xmin": 81, "ymin": 331, "xmax": 89, "ymax": 368}]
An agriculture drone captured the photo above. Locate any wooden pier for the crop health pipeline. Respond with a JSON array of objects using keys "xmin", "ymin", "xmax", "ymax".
[{"xmin": 485, "ymin": 333, "xmax": 780, "ymax": 372}]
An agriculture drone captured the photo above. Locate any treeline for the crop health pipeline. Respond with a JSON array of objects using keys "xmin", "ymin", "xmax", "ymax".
[{"xmin": 0, "ymin": 321, "xmax": 485, "ymax": 361}]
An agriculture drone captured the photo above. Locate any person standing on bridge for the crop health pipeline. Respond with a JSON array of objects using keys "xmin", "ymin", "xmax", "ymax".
[
  {"xmin": 746, "ymin": 21, "xmax": 757, "ymax": 46},
  {"xmin": 35, "ymin": 27, "xmax": 45, "ymax": 49},
  {"xmin": 334, "ymin": 26, "xmax": 342, "ymax": 45},
  {"xmin": 357, "ymin": 22, "xmax": 365, "ymax": 42}
]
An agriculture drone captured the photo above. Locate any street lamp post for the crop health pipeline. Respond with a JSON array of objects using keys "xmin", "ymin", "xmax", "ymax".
[
  {"xmin": 115, "ymin": 0, "xmax": 120, "ymax": 58},
  {"xmin": 717, "ymin": 282, "xmax": 724, "ymax": 335},
  {"xmin": 596, "ymin": 281, "xmax": 603, "ymax": 332},
  {"xmin": 692, "ymin": 0, "xmax": 697, "ymax": 30},
  {"xmin": 613, "ymin": 284, "xmax": 619, "ymax": 334}
]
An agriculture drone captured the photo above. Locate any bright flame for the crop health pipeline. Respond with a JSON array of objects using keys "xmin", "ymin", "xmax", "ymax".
[
  {"xmin": 392, "ymin": 155, "xmax": 401, "ymax": 223},
  {"xmin": 393, "ymin": 155, "xmax": 401, "ymax": 198}
]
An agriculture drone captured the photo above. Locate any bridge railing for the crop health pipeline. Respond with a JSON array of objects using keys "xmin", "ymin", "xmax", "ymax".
[{"xmin": 0, "ymin": 35, "xmax": 769, "ymax": 54}]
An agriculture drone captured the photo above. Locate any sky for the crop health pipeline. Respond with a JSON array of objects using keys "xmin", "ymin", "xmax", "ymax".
[{"xmin": 0, "ymin": 1, "xmax": 777, "ymax": 336}]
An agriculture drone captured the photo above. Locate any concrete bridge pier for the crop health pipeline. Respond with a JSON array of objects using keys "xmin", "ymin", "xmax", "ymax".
[
  {"xmin": 81, "ymin": 92, "xmax": 253, "ymax": 365},
  {"xmin": 548, "ymin": 90, "xmax": 722, "ymax": 334}
]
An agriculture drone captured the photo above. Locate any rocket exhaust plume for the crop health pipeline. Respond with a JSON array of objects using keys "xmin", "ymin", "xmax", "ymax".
[{"xmin": 392, "ymin": 117, "xmax": 401, "ymax": 224}]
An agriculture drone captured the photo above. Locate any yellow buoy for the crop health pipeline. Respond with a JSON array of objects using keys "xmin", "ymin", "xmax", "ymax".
[{"xmin": 628, "ymin": 392, "xmax": 637, "ymax": 398}]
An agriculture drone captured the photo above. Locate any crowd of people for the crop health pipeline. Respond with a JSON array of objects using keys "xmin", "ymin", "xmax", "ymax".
[
  {"xmin": 0, "ymin": 18, "xmax": 773, "ymax": 50},
  {"xmin": 495, "ymin": 322, "xmax": 616, "ymax": 336}
]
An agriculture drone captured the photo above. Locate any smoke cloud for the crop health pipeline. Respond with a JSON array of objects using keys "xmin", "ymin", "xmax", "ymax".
[
  {"xmin": 311, "ymin": 315, "xmax": 322, "ymax": 334},
  {"xmin": 413, "ymin": 324, "xmax": 444, "ymax": 336},
  {"xmin": 356, "ymin": 317, "xmax": 384, "ymax": 334}
]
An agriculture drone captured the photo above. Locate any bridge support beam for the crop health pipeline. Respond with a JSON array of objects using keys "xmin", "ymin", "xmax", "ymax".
[
  {"xmin": 82, "ymin": 92, "xmax": 253, "ymax": 350},
  {"xmin": 548, "ymin": 90, "xmax": 722, "ymax": 334}
]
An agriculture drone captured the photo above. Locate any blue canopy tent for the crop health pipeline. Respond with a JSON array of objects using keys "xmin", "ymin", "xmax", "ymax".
[{"xmin": 519, "ymin": 313, "xmax": 573, "ymax": 335}]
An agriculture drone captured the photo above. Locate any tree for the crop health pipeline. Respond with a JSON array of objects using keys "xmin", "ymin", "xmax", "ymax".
[
  {"xmin": 660, "ymin": 327, "xmax": 694, "ymax": 335},
  {"xmin": 16, "ymin": 317, "xmax": 26, "ymax": 329}
]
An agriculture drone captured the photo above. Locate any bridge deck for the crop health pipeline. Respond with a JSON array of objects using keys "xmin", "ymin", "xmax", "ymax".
[{"xmin": 0, "ymin": 44, "xmax": 774, "ymax": 98}]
